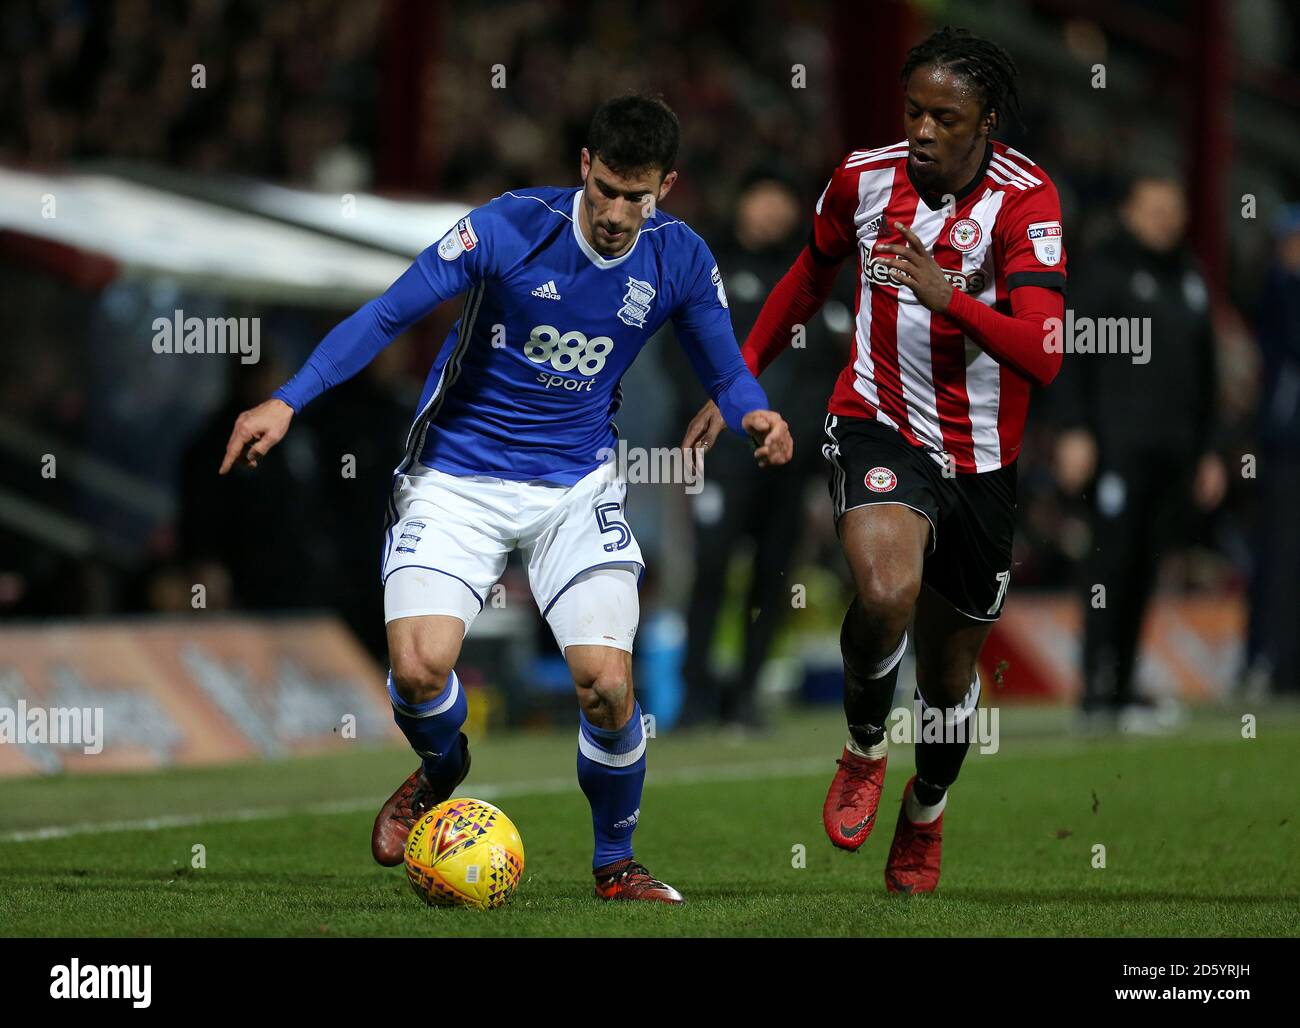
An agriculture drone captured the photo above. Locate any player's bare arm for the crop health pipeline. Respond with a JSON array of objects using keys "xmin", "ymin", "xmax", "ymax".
[
  {"xmin": 218, "ymin": 397, "xmax": 294, "ymax": 474},
  {"xmin": 680, "ymin": 398, "xmax": 725, "ymax": 458}
]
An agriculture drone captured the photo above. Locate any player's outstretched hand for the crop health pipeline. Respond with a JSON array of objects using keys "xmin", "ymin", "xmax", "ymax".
[
  {"xmin": 219, "ymin": 398, "xmax": 294, "ymax": 474},
  {"xmin": 743, "ymin": 409, "xmax": 793, "ymax": 468},
  {"xmin": 680, "ymin": 399, "xmax": 726, "ymax": 475}
]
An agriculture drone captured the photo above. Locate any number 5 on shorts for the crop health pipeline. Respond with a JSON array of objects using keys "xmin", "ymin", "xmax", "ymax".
[{"xmin": 595, "ymin": 501, "xmax": 631, "ymax": 552}]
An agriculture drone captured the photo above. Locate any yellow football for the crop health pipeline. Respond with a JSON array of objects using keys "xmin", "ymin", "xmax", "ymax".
[{"xmin": 403, "ymin": 797, "xmax": 525, "ymax": 910}]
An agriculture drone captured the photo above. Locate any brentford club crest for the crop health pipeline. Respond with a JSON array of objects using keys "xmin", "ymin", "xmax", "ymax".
[
  {"xmin": 865, "ymin": 466, "xmax": 897, "ymax": 493},
  {"xmin": 948, "ymin": 217, "xmax": 982, "ymax": 252}
]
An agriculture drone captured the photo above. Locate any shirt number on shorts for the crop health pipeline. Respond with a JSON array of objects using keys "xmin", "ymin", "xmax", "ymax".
[
  {"xmin": 595, "ymin": 501, "xmax": 631, "ymax": 552},
  {"xmin": 525, "ymin": 325, "xmax": 614, "ymax": 375},
  {"xmin": 987, "ymin": 570, "xmax": 1011, "ymax": 616}
]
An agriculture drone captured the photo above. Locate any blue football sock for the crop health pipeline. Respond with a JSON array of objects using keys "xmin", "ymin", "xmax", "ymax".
[
  {"xmin": 387, "ymin": 669, "xmax": 468, "ymax": 783},
  {"xmin": 576, "ymin": 702, "xmax": 647, "ymax": 870}
]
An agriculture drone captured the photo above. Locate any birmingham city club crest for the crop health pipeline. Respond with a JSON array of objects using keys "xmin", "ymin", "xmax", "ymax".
[{"xmin": 617, "ymin": 276, "xmax": 656, "ymax": 328}]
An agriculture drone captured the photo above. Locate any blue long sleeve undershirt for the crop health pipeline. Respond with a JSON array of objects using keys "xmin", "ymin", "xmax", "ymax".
[
  {"xmin": 273, "ymin": 259, "xmax": 767, "ymax": 438},
  {"xmin": 273, "ymin": 262, "xmax": 435, "ymax": 413}
]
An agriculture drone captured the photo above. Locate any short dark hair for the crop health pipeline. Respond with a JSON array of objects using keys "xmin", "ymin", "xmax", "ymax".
[
  {"xmin": 901, "ymin": 27, "xmax": 1022, "ymax": 131},
  {"xmin": 586, "ymin": 94, "xmax": 679, "ymax": 178}
]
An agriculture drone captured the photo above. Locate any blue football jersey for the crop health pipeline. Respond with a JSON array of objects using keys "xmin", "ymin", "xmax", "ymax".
[{"xmin": 275, "ymin": 186, "xmax": 767, "ymax": 484}]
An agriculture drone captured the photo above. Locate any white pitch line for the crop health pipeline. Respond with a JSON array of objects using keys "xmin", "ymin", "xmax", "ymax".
[
  {"xmin": 0, "ymin": 756, "xmax": 831, "ymax": 844},
  {"xmin": 3, "ymin": 725, "xmax": 1248, "ymax": 845}
]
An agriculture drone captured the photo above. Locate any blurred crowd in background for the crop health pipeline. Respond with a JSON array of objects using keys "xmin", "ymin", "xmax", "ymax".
[
  {"xmin": 3, "ymin": 0, "xmax": 1300, "ymax": 710},
  {"xmin": 2, "ymin": 0, "xmax": 381, "ymax": 188}
]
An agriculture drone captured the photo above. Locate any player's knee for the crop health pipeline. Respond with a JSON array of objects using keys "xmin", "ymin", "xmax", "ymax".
[
  {"xmin": 916, "ymin": 662, "xmax": 977, "ymax": 709},
  {"xmin": 390, "ymin": 644, "xmax": 457, "ymax": 706},
  {"xmin": 852, "ymin": 572, "xmax": 920, "ymax": 640},
  {"xmin": 574, "ymin": 658, "xmax": 632, "ymax": 727}
]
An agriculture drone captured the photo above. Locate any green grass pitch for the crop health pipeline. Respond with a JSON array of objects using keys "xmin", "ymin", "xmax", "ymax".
[{"xmin": 1, "ymin": 705, "xmax": 1296, "ymax": 937}]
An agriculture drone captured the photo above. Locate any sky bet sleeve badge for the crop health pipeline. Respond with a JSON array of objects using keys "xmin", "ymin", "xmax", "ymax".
[
  {"xmin": 1026, "ymin": 220, "xmax": 1063, "ymax": 266},
  {"xmin": 438, "ymin": 216, "xmax": 478, "ymax": 261},
  {"xmin": 711, "ymin": 265, "xmax": 729, "ymax": 308}
]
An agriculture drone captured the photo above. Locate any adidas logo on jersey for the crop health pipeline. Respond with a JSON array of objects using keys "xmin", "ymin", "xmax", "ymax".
[{"xmin": 531, "ymin": 280, "xmax": 562, "ymax": 300}]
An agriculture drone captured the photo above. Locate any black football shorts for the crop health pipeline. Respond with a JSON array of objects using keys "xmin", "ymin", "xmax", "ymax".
[{"xmin": 821, "ymin": 413, "xmax": 1018, "ymax": 621}]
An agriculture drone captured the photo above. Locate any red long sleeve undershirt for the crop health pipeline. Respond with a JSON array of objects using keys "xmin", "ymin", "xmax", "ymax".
[
  {"xmin": 741, "ymin": 245, "xmax": 1065, "ymax": 388},
  {"xmin": 943, "ymin": 284, "xmax": 1064, "ymax": 387},
  {"xmin": 741, "ymin": 247, "xmax": 839, "ymax": 377}
]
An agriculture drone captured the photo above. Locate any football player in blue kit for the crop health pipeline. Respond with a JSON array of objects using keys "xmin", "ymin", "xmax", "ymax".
[{"xmin": 219, "ymin": 95, "xmax": 792, "ymax": 903}]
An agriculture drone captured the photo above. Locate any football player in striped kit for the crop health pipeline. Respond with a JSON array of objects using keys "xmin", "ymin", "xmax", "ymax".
[
  {"xmin": 221, "ymin": 95, "xmax": 792, "ymax": 903},
  {"xmin": 683, "ymin": 28, "xmax": 1067, "ymax": 893}
]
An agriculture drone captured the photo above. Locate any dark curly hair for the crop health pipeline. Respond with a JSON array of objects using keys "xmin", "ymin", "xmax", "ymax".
[{"xmin": 901, "ymin": 27, "xmax": 1022, "ymax": 132}]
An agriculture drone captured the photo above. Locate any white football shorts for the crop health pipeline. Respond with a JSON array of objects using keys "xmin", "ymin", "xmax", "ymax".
[{"xmin": 382, "ymin": 460, "xmax": 644, "ymax": 652}]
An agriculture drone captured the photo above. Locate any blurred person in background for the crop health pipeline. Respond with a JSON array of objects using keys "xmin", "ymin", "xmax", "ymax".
[
  {"xmin": 1244, "ymin": 206, "xmax": 1300, "ymax": 696},
  {"xmin": 1052, "ymin": 171, "xmax": 1227, "ymax": 733},
  {"xmin": 316, "ymin": 339, "xmax": 420, "ymax": 661},
  {"xmin": 675, "ymin": 169, "xmax": 849, "ymax": 731},
  {"xmin": 178, "ymin": 347, "xmax": 337, "ymax": 612}
]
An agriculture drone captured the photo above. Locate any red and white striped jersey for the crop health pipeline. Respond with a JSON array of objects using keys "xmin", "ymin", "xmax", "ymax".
[{"xmin": 814, "ymin": 139, "xmax": 1066, "ymax": 473}]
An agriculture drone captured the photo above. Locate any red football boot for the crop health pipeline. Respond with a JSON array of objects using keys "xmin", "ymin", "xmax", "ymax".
[
  {"xmin": 822, "ymin": 746, "xmax": 888, "ymax": 850},
  {"xmin": 593, "ymin": 858, "xmax": 684, "ymax": 904},
  {"xmin": 370, "ymin": 734, "xmax": 471, "ymax": 866},
  {"xmin": 884, "ymin": 775, "xmax": 944, "ymax": 894}
]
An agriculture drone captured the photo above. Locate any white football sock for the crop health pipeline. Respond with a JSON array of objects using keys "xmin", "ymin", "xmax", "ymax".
[
  {"xmin": 846, "ymin": 735, "xmax": 888, "ymax": 760},
  {"xmin": 905, "ymin": 783, "xmax": 947, "ymax": 825}
]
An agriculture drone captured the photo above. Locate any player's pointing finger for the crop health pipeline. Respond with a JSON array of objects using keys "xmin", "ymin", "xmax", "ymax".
[
  {"xmin": 893, "ymin": 221, "xmax": 928, "ymax": 254},
  {"xmin": 219, "ymin": 427, "xmax": 248, "ymax": 475}
]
